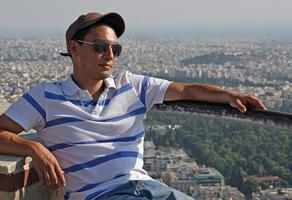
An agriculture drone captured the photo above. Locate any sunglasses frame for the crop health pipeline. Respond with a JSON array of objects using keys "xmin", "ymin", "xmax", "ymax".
[{"xmin": 76, "ymin": 39, "xmax": 122, "ymax": 57}]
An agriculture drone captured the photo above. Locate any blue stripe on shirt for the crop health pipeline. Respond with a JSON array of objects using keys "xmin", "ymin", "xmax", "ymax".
[
  {"xmin": 64, "ymin": 173, "xmax": 127, "ymax": 200},
  {"xmin": 64, "ymin": 184, "xmax": 104, "ymax": 200},
  {"xmin": 45, "ymin": 92, "xmax": 83, "ymax": 106},
  {"xmin": 48, "ymin": 130, "xmax": 145, "ymax": 151},
  {"xmin": 112, "ymin": 83, "xmax": 132, "ymax": 98},
  {"xmin": 45, "ymin": 92, "xmax": 95, "ymax": 107},
  {"xmin": 22, "ymin": 93, "xmax": 46, "ymax": 122},
  {"xmin": 85, "ymin": 188, "xmax": 110, "ymax": 200},
  {"xmin": 98, "ymin": 107, "xmax": 146, "ymax": 122},
  {"xmin": 44, "ymin": 117, "xmax": 84, "ymax": 128},
  {"xmin": 63, "ymin": 151, "xmax": 143, "ymax": 174},
  {"xmin": 44, "ymin": 83, "xmax": 133, "ymax": 107},
  {"xmin": 140, "ymin": 76, "xmax": 149, "ymax": 107},
  {"xmin": 44, "ymin": 107, "xmax": 146, "ymax": 128},
  {"xmin": 64, "ymin": 192, "xmax": 71, "ymax": 200}
]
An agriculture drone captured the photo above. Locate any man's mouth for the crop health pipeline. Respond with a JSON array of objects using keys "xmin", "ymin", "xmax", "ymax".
[{"xmin": 98, "ymin": 64, "xmax": 112, "ymax": 68}]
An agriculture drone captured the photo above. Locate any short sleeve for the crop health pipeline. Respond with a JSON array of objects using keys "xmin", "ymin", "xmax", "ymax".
[
  {"xmin": 5, "ymin": 83, "xmax": 47, "ymax": 131},
  {"xmin": 126, "ymin": 71, "xmax": 172, "ymax": 111}
]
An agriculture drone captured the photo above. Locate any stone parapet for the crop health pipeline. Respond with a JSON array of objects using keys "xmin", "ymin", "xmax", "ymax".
[{"xmin": 0, "ymin": 133, "xmax": 63, "ymax": 200}]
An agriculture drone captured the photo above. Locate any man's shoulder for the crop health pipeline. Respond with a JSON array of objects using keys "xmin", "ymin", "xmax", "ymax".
[
  {"xmin": 113, "ymin": 70, "xmax": 144, "ymax": 82},
  {"xmin": 26, "ymin": 80, "xmax": 63, "ymax": 96},
  {"xmin": 112, "ymin": 71, "xmax": 142, "ymax": 89},
  {"xmin": 113, "ymin": 70, "xmax": 130, "ymax": 78}
]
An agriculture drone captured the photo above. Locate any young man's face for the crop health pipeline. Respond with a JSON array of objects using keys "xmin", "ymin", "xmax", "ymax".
[{"xmin": 73, "ymin": 25, "xmax": 118, "ymax": 82}]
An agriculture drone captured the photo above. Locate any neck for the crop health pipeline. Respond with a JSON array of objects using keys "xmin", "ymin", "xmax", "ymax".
[{"xmin": 71, "ymin": 75, "xmax": 105, "ymax": 101}]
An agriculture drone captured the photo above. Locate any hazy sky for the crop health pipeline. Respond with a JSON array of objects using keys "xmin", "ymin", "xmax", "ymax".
[{"xmin": 1, "ymin": 0, "xmax": 292, "ymax": 37}]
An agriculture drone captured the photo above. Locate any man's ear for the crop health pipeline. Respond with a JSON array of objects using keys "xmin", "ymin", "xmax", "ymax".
[{"xmin": 68, "ymin": 40, "xmax": 79, "ymax": 58}]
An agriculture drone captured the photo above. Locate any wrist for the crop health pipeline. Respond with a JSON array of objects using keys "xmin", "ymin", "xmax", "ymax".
[
  {"xmin": 21, "ymin": 140, "xmax": 42, "ymax": 157},
  {"xmin": 225, "ymin": 90, "xmax": 238, "ymax": 103}
]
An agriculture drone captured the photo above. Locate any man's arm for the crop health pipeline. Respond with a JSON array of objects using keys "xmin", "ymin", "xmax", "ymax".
[
  {"xmin": 0, "ymin": 114, "xmax": 66, "ymax": 190},
  {"xmin": 164, "ymin": 82, "xmax": 266, "ymax": 112}
]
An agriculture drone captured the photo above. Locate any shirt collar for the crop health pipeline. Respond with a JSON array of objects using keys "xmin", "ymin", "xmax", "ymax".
[
  {"xmin": 61, "ymin": 75, "xmax": 81, "ymax": 96},
  {"xmin": 104, "ymin": 76, "xmax": 116, "ymax": 90},
  {"xmin": 61, "ymin": 75, "xmax": 116, "ymax": 96}
]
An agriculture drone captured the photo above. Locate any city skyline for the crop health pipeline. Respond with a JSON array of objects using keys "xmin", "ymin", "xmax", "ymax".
[{"xmin": 1, "ymin": 0, "xmax": 292, "ymax": 37}]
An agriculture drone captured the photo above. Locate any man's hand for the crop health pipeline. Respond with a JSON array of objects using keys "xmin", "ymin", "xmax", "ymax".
[
  {"xmin": 30, "ymin": 142, "xmax": 66, "ymax": 190},
  {"xmin": 0, "ymin": 114, "xmax": 66, "ymax": 191},
  {"xmin": 229, "ymin": 93, "xmax": 267, "ymax": 113}
]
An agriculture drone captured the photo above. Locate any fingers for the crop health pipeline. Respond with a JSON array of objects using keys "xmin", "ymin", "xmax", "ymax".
[
  {"xmin": 43, "ymin": 171, "xmax": 52, "ymax": 187},
  {"xmin": 31, "ymin": 145, "xmax": 66, "ymax": 190},
  {"xmin": 35, "ymin": 165, "xmax": 65, "ymax": 190},
  {"xmin": 34, "ymin": 167, "xmax": 53, "ymax": 188},
  {"xmin": 48, "ymin": 165, "xmax": 58, "ymax": 187},
  {"xmin": 234, "ymin": 98, "xmax": 247, "ymax": 113},
  {"xmin": 55, "ymin": 164, "xmax": 66, "ymax": 188},
  {"xmin": 48, "ymin": 164, "xmax": 66, "ymax": 190},
  {"xmin": 245, "ymin": 94, "xmax": 267, "ymax": 110},
  {"xmin": 231, "ymin": 94, "xmax": 267, "ymax": 113}
]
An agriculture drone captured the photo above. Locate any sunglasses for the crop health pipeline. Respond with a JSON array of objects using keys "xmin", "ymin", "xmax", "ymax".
[{"xmin": 76, "ymin": 39, "xmax": 122, "ymax": 57}]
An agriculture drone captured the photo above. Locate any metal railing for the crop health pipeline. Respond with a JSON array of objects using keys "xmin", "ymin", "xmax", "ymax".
[{"xmin": 155, "ymin": 101, "xmax": 292, "ymax": 130}]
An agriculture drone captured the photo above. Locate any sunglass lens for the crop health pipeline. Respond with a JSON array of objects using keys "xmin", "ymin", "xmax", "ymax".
[
  {"xmin": 94, "ymin": 41, "xmax": 107, "ymax": 54},
  {"xmin": 112, "ymin": 44, "xmax": 122, "ymax": 57},
  {"xmin": 93, "ymin": 40, "xmax": 122, "ymax": 57}
]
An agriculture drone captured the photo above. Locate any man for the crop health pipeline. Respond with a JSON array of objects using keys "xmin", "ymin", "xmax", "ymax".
[{"xmin": 0, "ymin": 12, "xmax": 266, "ymax": 200}]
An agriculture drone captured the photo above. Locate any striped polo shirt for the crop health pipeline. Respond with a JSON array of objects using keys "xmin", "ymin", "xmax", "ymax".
[{"xmin": 5, "ymin": 71, "xmax": 171, "ymax": 200}]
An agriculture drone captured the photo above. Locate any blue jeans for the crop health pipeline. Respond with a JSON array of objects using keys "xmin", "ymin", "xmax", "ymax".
[{"xmin": 97, "ymin": 180, "xmax": 195, "ymax": 200}]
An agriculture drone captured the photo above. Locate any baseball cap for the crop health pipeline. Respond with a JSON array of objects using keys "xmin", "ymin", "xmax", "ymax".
[{"xmin": 60, "ymin": 12, "xmax": 125, "ymax": 56}]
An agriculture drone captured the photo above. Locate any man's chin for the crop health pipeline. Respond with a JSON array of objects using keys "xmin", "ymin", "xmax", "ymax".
[{"xmin": 93, "ymin": 72, "xmax": 111, "ymax": 80}]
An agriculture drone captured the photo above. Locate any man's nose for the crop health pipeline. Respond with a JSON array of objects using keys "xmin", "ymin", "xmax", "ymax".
[{"xmin": 103, "ymin": 45, "xmax": 115, "ymax": 59}]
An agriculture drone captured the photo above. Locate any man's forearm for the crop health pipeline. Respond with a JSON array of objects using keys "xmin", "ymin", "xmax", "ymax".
[
  {"xmin": 165, "ymin": 82, "xmax": 266, "ymax": 112},
  {"xmin": 165, "ymin": 82, "xmax": 234, "ymax": 103},
  {"xmin": 0, "ymin": 129, "xmax": 38, "ymax": 157},
  {"xmin": 183, "ymin": 83, "xmax": 234, "ymax": 103},
  {"xmin": 0, "ymin": 129, "xmax": 66, "ymax": 189}
]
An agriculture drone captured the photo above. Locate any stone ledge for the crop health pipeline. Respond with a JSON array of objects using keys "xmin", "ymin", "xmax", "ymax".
[
  {"xmin": 0, "ymin": 155, "xmax": 31, "ymax": 175},
  {"xmin": 0, "ymin": 133, "xmax": 41, "ymax": 193},
  {"xmin": 0, "ymin": 133, "xmax": 63, "ymax": 199},
  {"xmin": 0, "ymin": 133, "xmax": 40, "ymax": 175}
]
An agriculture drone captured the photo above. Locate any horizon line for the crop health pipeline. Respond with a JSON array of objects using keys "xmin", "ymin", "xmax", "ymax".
[{"xmin": 1, "ymin": 27, "xmax": 292, "ymax": 38}]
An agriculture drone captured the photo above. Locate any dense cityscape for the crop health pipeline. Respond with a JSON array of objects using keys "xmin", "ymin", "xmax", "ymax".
[
  {"xmin": 1, "ymin": 36, "xmax": 292, "ymax": 111},
  {"xmin": 0, "ymin": 36, "xmax": 292, "ymax": 199}
]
